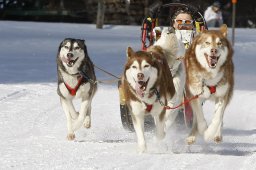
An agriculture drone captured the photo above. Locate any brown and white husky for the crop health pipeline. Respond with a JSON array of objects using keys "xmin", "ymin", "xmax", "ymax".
[
  {"xmin": 121, "ymin": 46, "xmax": 175, "ymax": 153},
  {"xmin": 184, "ymin": 25, "xmax": 234, "ymax": 144}
]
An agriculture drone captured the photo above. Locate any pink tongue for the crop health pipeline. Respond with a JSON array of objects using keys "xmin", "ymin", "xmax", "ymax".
[
  {"xmin": 135, "ymin": 83, "xmax": 144, "ymax": 97},
  {"xmin": 211, "ymin": 58, "xmax": 218, "ymax": 65}
]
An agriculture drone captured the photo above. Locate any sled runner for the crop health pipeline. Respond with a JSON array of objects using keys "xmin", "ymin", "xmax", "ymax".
[{"xmin": 119, "ymin": 2, "xmax": 208, "ymax": 131}]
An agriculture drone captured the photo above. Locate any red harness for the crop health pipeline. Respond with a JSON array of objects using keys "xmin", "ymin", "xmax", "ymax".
[
  {"xmin": 64, "ymin": 77, "xmax": 83, "ymax": 96},
  {"xmin": 207, "ymin": 85, "xmax": 216, "ymax": 94},
  {"xmin": 145, "ymin": 104, "xmax": 153, "ymax": 112}
]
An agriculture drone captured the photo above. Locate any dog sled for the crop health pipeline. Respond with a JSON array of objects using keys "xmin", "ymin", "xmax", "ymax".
[{"xmin": 118, "ymin": 2, "xmax": 208, "ymax": 131}]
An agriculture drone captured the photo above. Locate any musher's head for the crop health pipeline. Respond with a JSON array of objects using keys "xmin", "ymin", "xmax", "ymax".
[
  {"xmin": 171, "ymin": 8, "xmax": 194, "ymax": 30},
  {"xmin": 212, "ymin": 1, "xmax": 221, "ymax": 12}
]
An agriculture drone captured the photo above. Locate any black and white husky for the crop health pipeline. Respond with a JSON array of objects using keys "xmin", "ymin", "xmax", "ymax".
[{"xmin": 57, "ymin": 38, "xmax": 97, "ymax": 140}]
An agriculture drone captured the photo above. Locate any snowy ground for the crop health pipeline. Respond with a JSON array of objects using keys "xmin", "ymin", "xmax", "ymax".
[{"xmin": 0, "ymin": 21, "xmax": 255, "ymax": 170}]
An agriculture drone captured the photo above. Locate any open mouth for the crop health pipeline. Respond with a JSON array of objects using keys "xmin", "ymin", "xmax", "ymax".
[
  {"xmin": 61, "ymin": 56, "xmax": 79, "ymax": 67},
  {"xmin": 67, "ymin": 58, "xmax": 78, "ymax": 67},
  {"xmin": 204, "ymin": 53, "xmax": 220, "ymax": 68},
  {"xmin": 134, "ymin": 78, "xmax": 149, "ymax": 97}
]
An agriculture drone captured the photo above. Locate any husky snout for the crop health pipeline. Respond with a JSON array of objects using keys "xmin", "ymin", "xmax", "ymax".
[
  {"xmin": 67, "ymin": 52, "xmax": 74, "ymax": 58},
  {"xmin": 210, "ymin": 48, "xmax": 218, "ymax": 56},
  {"xmin": 137, "ymin": 73, "xmax": 144, "ymax": 80}
]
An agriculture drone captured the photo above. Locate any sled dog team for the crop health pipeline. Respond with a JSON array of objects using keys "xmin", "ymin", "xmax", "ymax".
[{"xmin": 57, "ymin": 25, "xmax": 234, "ymax": 153}]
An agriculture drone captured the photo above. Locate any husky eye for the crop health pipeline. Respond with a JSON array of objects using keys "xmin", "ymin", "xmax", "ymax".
[
  {"xmin": 64, "ymin": 46, "xmax": 69, "ymax": 49},
  {"xmin": 132, "ymin": 65, "xmax": 137, "ymax": 69},
  {"xmin": 217, "ymin": 42, "xmax": 222, "ymax": 46},
  {"xmin": 144, "ymin": 64, "xmax": 150, "ymax": 68},
  {"xmin": 74, "ymin": 46, "xmax": 81, "ymax": 50},
  {"xmin": 205, "ymin": 42, "xmax": 210, "ymax": 45}
]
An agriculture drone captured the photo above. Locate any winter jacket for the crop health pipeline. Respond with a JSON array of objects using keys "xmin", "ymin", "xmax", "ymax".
[{"xmin": 204, "ymin": 6, "xmax": 223, "ymax": 26}]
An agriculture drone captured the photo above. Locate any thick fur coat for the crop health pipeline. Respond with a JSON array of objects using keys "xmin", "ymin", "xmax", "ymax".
[
  {"xmin": 57, "ymin": 38, "xmax": 97, "ymax": 140},
  {"xmin": 122, "ymin": 46, "xmax": 175, "ymax": 153},
  {"xmin": 184, "ymin": 25, "xmax": 234, "ymax": 144}
]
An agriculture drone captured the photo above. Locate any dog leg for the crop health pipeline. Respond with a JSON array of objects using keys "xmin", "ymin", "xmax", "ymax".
[
  {"xmin": 154, "ymin": 115, "xmax": 166, "ymax": 140},
  {"xmin": 72, "ymin": 98, "xmax": 91, "ymax": 131},
  {"xmin": 214, "ymin": 122, "xmax": 223, "ymax": 143},
  {"xmin": 191, "ymin": 99, "xmax": 207, "ymax": 135},
  {"xmin": 60, "ymin": 97, "xmax": 75, "ymax": 140},
  {"xmin": 167, "ymin": 64, "xmax": 186, "ymax": 127},
  {"xmin": 59, "ymin": 95, "xmax": 78, "ymax": 119},
  {"xmin": 83, "ymin": 105, "xmax": 91, "ymax": 128},
  {"xmin": 186, "ymin": 111, "xmax": 198, "ymax": 145},
  {"xmin": 69, "ymin": 103, "xmax": 79, "ymax": 119},
  {"xmin": 204, "ymin": 98, "xmax": 226, "ymax": 142},
  {"xmin": 165, "ymin": 98, "xmax": 179, "ymax": 129},
  {"xmin": 132, "ymin": 112, "xmax": 146, "ymax": 153}
]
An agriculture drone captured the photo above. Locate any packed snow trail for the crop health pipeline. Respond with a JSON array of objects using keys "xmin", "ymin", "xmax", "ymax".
[{"xmin": 0, "ymin": 21, "xmax": 255, "ymax": 169}]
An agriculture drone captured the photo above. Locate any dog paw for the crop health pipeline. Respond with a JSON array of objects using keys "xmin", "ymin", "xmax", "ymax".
[
  {"xmin": 155, "ymin": 131, "xmax": 166, "ymax": 141},
  {"xmin": 67, "ymin": 133, "xmax": 75, "ymax": 140},
  {"xmin": 214, "ymin": 136, "xmax": 223, "ymax": 144},
  {"xmin": 186, "ymin": 136, "xmax": 196, "ymax": 145},
  {"xmin": 84, "ymin": 116, "xmax": 91, "ymax": 128},
  {"xmin": 137, "ymin": 144, "xmax": 147, "ymax": 154}
]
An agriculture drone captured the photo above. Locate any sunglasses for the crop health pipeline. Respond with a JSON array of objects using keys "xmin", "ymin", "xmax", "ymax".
[{"xmin": 174, "ymin": 19, "xmax": 194, "ymax": 25}]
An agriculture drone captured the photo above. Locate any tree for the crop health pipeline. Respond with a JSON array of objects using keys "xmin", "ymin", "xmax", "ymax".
[{"xmin": 96, "ymin": 0, "xmax": 105, "ymax": 29}]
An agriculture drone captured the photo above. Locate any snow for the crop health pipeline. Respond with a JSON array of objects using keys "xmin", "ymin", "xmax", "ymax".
[{"xmin": 0, "ymin": 21, "xmax": 256, "ymax": 169}]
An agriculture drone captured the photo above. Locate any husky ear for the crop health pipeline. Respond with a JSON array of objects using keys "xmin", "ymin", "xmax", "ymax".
[
  {"xmin": 126, "ymin": 47, "xmax": 134, "ymax": 59},
  {"xmin": 220, "ymin": 24, "xmax": 228, "ymax": 37},
  {"xmin": 58, "ymin": 39, "xmax": 67, "ymax": 52},
  {"xmin": 80, "ymin": 39, "xmax": 85, "ymax": 44}
]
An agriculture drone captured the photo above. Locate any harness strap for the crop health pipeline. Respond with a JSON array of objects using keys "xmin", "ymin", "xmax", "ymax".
[
  {"xmin": 164, "ymin": 95, "xmax": 199, "ymax": 110},
  {"xmin": 64, "ymin": 77, "xmax": 83, "ymax": 96},
  {"xmin": 154, "ymin": 88, "xmax": 201, "ymax": 110}
]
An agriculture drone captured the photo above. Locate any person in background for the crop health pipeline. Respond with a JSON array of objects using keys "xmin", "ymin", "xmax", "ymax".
[{"xmin": 204, "ymin": 1, "xmax": 223, "ymax": 27}]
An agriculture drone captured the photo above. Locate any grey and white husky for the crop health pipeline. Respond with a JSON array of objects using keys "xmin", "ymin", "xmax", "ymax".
[{"xmin": 57, "ymin": 38, "xmax": 97, "ymax": 140}]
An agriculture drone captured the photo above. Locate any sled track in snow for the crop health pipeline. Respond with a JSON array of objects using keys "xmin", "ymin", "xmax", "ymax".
[{"xmin": 0, "ymin": 89, "xmax": 27, "ymax": 102}]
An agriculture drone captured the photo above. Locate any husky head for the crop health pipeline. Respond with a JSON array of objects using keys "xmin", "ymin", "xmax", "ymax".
[
  {"xmin": 124, "ymin": 47, "xmax": 157, "ymax": 97},
  {"xmin": 193, "ymin": 25, "xmax": 232, "ymax": 71},
  {"xmin": 124, "ymin": 46, "xmax": 175, "ymax": 99},
  {"xmin": 57, "ymin": 38, "xmax": 87, "ymax": 74}
]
